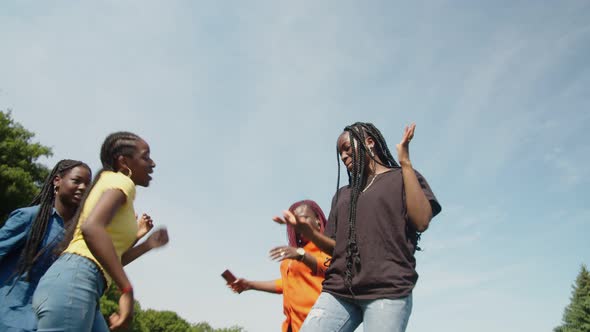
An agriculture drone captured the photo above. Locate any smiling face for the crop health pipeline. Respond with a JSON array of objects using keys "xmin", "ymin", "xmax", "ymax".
[
  {"xmin": 124, "ymin": 139, "xmax": 156, "ymax": 187},
  {"xmin": 54, "ymin": 165, "xmax": 92, "ymax": 208}
]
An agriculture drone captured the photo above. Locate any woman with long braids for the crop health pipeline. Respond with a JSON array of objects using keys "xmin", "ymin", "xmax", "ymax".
[
  {"xmin": 0, "ymin": 159, "xmax": 92, "ymax": 332},
  {"xmin": 229, "ymin": 200, "xmax": 331, "ymax": 332},
  {"xmin": 274, "ymin": 122, "xmax": 441, "ymax": 332},
  {"xmin": 32, "ymin": 132, "xmax": 169, "ymax": 332}
]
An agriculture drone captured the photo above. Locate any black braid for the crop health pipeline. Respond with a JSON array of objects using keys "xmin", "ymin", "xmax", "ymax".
[
  {"xmin": 336, "ymin": 122, "xmax": 421, "ymax": 292},
  {"xmin": 15, "ymin": 159, "xmax": 90, "ymax": 281},
  {"xmin": 56, "ymin": 132, "xmax": 140, "ymax": 254}
]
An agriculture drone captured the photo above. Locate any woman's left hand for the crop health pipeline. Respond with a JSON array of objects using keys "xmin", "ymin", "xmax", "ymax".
[
  {"xmin": 269, "ymin": 246, "xmax": 299, "ymax": 262},
  {"xmin": 146, "ymin": 228, "xmax": 169, "ymax": 249},
  {"xmin": 136, "ymin": 213, "xmax": 153, "ymax": 240},
  {"xmin": 396, "ymin": 123, "xmax": 416, "ymax": 165}
]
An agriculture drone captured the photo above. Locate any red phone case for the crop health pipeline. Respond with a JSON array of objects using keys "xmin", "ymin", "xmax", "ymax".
[{"xmin": 221, "ymin": 269, "xmax": 236, "ymax": 283}]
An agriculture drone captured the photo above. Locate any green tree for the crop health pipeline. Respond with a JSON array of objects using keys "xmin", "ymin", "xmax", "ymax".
[
  {"xmin": 0, "ymin": 109, "xmax": 52, "ymax": 223},
  {"xmin": 555, "ymin": 264, "xmax": 590, "ymax": 332},
  {"xmin": 191, "ymin": 322, "xmax": 246, "ymax": 332}
]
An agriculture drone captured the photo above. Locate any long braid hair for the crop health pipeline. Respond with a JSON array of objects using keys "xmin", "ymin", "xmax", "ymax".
[
  {"xmin": 286, "ymin": 200, "xmax": 327, "ymax": 248},
  {"xmin": 56, "ymin": 132, "xmax": 141, "ymax": 253},
  {"xmin": 334, "ymin": 122, "xmax": 403, "ymax": 292},
  {"xmin": 15, "ymin": 159, "xmax": 90, "ymax": 281}
]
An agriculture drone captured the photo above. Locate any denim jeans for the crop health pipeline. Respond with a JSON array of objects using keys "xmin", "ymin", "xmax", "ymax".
[
  {"xmin": 32, "ymin": 253, "xmax": 109, "ymax": 332},
  {"xmin": 299, "ymin": 292, "xmax": 412, "ymax": 332}
]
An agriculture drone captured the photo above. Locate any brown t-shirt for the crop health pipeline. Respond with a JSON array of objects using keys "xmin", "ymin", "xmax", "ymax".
[{"xmin": 323, "ymin": 168, "xmax": 441, "ymax": 300}]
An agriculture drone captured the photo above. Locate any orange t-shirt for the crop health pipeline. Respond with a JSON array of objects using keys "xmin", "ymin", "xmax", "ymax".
[{"xmin": 274, "ymin": 242, "xmax": 331, "ymax": 332}]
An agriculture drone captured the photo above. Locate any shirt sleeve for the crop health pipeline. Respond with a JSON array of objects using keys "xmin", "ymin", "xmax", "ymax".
[
  {"xmin": 312, "ymin": 251, "xmax": 331, "ymax": 278},
  {"xmin": 274, "ymin": 278, "xmax": 283, "ymax": 293},
  {"xmin": 103, "ymin": 172, "xmax": 136, "ymax": 201},
  {"xmin": 325, "ymin": 190, "xmax": 341, "ymax": 240},
  {"xmin": 414, "ymin": 170, "xmax": 442, "ymax": 218},
  {"xmin": 0, "ymin": 209, "xmax": 33, "ymax": 262}
]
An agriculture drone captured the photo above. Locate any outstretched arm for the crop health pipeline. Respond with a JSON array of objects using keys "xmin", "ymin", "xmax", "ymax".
[{"xmin": 229, "ymin": 278, "xmax": 281, "ymax": 294}]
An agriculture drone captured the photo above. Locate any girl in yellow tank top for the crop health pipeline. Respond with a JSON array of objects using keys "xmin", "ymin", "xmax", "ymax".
[{"xmin": 33, "ymin": 132, "xmax": 169, "ymax": 332}]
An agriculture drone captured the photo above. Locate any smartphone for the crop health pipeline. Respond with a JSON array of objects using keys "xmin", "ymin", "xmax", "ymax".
[{"xmin": 221, "ymin": 269, "xmax": 237, "ymax": 283}]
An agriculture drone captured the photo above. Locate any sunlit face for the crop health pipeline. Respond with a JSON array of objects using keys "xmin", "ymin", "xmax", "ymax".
[
  {"xmin": 54, "ymin": 166, "xmax": 92, "ymax": 207},
  {"xmin": 337, "ymin": 131, "xmax": 374, "ymax": 172},
  {"xmin": 125, "ymin": 139, "xmax": 156, "ymax": 187},
  {"xmin": 337, "ymin": 132, "xmax": 354, "ymax": 171}
]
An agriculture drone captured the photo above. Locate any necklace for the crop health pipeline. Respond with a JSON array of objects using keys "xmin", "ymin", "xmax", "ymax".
[{"xmin": 362, "ymin": 173, "xmax": 379, "ymax": 193}]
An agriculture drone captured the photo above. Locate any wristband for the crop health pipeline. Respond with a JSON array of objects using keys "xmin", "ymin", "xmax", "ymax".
[{"xmin": 121, "ymin": 285, "xmax": 133, "ymax": 294}]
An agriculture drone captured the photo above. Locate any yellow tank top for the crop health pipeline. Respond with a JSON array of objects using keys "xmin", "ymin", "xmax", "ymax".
[{"xmin": 64, "ymin": 171, "xmax": 138, "ymax": 284}]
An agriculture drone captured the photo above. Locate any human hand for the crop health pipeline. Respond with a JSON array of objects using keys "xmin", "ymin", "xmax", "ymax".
[
  {"xmin": 269, "ymin": 246, "xmax": 299, "ymax": 262},
  {"xmin": 396, "ymin": 123, "xmax": 415, "ymax": 166},
  {"xmin": 272, "ymin": 210, "xmax": 314, "ymax": 238},
  {"xmin": 146, "ymin": 228, "xmax": 169, "ymax": 249},
  {"xmin": 136, "ymin": 213, "xmax": 153, "ymax": 240},
  {"xmin": 108, "ymin": 292, "xmax": 134, "ymax": 330},
  {"xmin": 229, "ymin": 278, "xmax": 251, "ymax": 294}
]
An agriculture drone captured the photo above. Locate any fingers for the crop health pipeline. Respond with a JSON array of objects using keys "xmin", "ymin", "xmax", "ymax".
[
  {"xmin": 229, "ymin": 279, "xmax": 246, "ymax": 293},
  {"xmin": 282, "ymin": 210, "xmax": 296, "ymax": 224},
  {"xmin": 400, "ymin": 123, "xmax": 416, "ymax": 145},
  {"xmin": 108, "ymin": 312, "xmax": 126, "ymax": 330},
  {"xmin": 272, "ymin": 216, "xmax": 287, "ymax": 225},
  {"xmin": 269, "ymin": 246, "xmax": 291, "ymax": 261},
  {"xmin": 408, "ymin": 123, "xmax": 416, "ymax": 140}
]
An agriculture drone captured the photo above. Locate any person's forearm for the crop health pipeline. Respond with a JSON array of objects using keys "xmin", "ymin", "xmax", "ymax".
[
  {"xmin": 300, "ymin": 253, "xmax": 318, "ymax": 275},
  {"xmin": 121, "ymin": 241, "xmax": 152, "ymax": 266},
  {"xmin": 248, "ymin": 280, "xmax": 281, "ymax": 294},
  {"xmin": 82, "ymin": 223, "xmax": 131, "ymax": 289},
  {"xmin": 401, "ymin": 161, "xmax": 433, "ymax": 232},
  {"xmin": 308, "ymin": 230, "xmax": 335, "ymax": 255}
]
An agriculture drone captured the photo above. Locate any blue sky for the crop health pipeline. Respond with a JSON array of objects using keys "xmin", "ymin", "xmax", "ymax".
[{"xmin": 1, "ymin": 1, "xmax": 589, "ymax": 331}]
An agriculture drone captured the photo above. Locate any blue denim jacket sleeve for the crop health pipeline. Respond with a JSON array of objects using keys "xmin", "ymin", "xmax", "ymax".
[{"xmin": 0, "ymin": 209, "xmax": 33, "ymax": 263}]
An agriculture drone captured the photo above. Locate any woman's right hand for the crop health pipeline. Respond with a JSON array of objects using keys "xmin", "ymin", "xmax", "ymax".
[
  {"xmin": 109, "ymin": 292, "xmax": 134, "ymax": 330},
  {"xmin": 272, "ymin": 210, "xmax": 314, "ymax": 238},
  {"xmin": 229, "ymin": 278, "xmax": 250, "ymax": 294}
]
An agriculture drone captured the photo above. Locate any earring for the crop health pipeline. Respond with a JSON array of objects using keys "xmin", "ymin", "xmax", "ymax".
[
  {"xmin": 121, "ymin": 166, "xmax": 133, "ymax": 178},
  {"xmin": 54, "ymin": 186, "xmax": 59, "ymax": 196},
  {"xmin": 369, "ymin": 148, "xmax": 375, "ymax": 158}
]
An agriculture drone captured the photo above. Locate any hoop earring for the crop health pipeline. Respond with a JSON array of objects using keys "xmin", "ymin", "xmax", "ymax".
[
  {"xmin": 54, "ymin": 186, "xmax": 59, "ymax": 196},
  {"xmin": 121, "ymin": 166, "xmax": 133, "ymax": 178}
]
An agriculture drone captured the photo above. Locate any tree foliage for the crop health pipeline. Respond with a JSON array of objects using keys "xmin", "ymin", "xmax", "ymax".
[
  {"xmin": 555, "ymin": 264, "xmax": 590, "ymax": 332},
  {"xmin": 100, "ymin": 284, "xmax": 246, "ymax": 332},
  {"xmin": 0, "ymin": 110, "xmax": 52, "ymax": 223}
]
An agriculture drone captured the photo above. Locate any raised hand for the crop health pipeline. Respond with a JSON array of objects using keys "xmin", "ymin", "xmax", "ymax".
[
  {"xmin": 136, "ymin": 213, "xmax": 153, "ymax": 240},
  {"xmin": 269, "ymin": 245, "xmax": 299, "ymax": 262},
  {"xmin": 396, "ymin": 123, "xmax": 415, "ymax": 165},
  {"xmin": 146, "ymin": 228, "xmax": 169, "ymax": 249},
  {"xmin": 272, "ymin": 210, "xmax": 314, "ymax": 238}
]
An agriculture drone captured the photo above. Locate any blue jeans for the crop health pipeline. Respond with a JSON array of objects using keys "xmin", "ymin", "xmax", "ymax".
[
  {"xmin": 32, "ymin": 253, "xmax": 109, "ymax": 332},
  {"xmin": 300, "ymin": 292, "xmax": 412, "ymax": 332}
]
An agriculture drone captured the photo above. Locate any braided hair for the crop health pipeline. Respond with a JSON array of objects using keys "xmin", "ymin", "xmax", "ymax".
[
  {"xmin": 15, "ymin": 159, "xmax": 90, "ymax": 280},
  {"xmin": 334, "ymin": 122, "xmax": 409, "ymax": 292},
  {"xmin": 286, "ymin": 200, "xmax": 327, "ymax": 248},
  {"xmin": 57, "ymin": 131, "xmax": 141, "ymax": 253}
]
